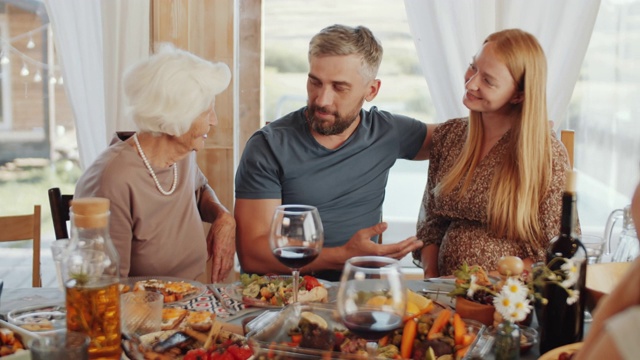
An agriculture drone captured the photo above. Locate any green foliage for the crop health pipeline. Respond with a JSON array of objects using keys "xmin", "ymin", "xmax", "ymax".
[
  {"xmin": 0, "ymin": 161, "xmax": 78, "ymax": 239},
  {"xmin": 265, "ymin": 48, "xmax": 308, "ymax": 73}
]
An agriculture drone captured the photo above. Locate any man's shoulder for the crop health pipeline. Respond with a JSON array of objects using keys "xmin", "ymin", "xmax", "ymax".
[
  {"xmin": 364, "ymin": 106, "xmax": 421, "ymax": 124},
  {"xmin": 262, "ymin": 108, "xmax": 306, "ymax": 132}
]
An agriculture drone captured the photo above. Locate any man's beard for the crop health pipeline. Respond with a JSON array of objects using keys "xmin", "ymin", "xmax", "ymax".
[{"xmin": 307, "ymin": 104, "xmax": 360, "ymax": 136}]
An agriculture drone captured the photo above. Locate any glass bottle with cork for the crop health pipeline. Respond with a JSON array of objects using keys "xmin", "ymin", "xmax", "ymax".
[
  {"xmin": 539, "ymin": 170, "xmax": 587, "ymax": 354},
  {"xmin": 63, "ymin": 197, "xmax": 121, "ymax": 360}
]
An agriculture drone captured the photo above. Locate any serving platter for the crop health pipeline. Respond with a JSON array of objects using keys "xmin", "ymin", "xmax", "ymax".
[
  {"xmin": 122, "ymin": 276, "xmax": 207, "ymax": 305},
  {"xmin": 221, "ymin": 275, "xmax": 335, "ymax": 308},
  {"xmin": 246, "ymin": 302, "xmax": 485, "ymax": 360},
  {"xmin": 6, "ymin": 303, "xmax": 66, "ymax": 333},
  {"xmin": 538, "ymin": 341, "xmax": 583, "ymax": 360}
]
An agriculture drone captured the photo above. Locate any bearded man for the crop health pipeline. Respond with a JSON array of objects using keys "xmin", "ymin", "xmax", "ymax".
[{"xmin": 234, "ymin": 24, "xmax": 434, "ymax": 281}]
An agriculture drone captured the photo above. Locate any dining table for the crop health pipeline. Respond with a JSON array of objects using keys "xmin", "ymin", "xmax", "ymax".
[{"xmin": 0, "ymin": 279, "xmax": 589, "ymax": 360}]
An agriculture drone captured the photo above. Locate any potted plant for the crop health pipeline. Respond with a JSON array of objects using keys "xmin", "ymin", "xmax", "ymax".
[{"xmin": 448, "ymin": 264, "xmax": 497, "ymax": 326}]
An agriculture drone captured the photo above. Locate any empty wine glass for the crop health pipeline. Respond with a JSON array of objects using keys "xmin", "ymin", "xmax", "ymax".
[
  {"xmin": 581, "ymin": 234, "xmax": 605, "ymax": 323},
  {"xmin": 269, "ymin": 204, "xmax": 324, "ymax": 303},
  {"xmin": 336, "ymin": 256, "xmax": 407, "ymax": 356}
]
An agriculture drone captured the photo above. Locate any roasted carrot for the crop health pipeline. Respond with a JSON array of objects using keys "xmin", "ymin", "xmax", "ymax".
[
  {"xmin": 378, "ymin": 334, "xmax": 389, "ymax": 347},
  {"xmin": 427, "ymin": 309, "xmax": 451, "ymax": 340},
  {"xmin": 462, "ymin": 333, "xmax": 474, "ymax": 347},
  {"xmin": 453, "ymin": 313, "xmax": 467, "ymax": 345},
  {"xmin": 400, "ymin": 318, "xmax": 417, "ymax": 359},
  {"xmin": 403, "ymin": 301, "xmax": 435, "ymax": 322},
  {"xmin": 455, "ymin": 334, "xmax": 476, "ymax": 359}
]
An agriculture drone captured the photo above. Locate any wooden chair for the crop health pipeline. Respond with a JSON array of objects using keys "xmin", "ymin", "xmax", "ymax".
[
  {"xmin": 48, "ymin": 187, "xmax": 73, "ymax": 240},
  {"xmin": 561, "ymin": 129, "xmax": 575, "ymax": 168},
  {"xmin": 0, "ymin": 205, "xmax": 42, "ymax": 287}
]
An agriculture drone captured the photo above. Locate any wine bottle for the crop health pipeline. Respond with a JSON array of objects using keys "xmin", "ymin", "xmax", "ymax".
[{"xmin": 539, "ymin": 170, "xmax": 587, "ymax": 354}]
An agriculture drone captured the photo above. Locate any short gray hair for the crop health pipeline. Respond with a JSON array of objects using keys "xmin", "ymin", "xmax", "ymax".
[
  {"xmin": 123, "ymin": 43, "xmax": 231, "ymax": 136},
  {"xmin": 308, "ymin": 24, "xmax": 383, "ymax": 80}
]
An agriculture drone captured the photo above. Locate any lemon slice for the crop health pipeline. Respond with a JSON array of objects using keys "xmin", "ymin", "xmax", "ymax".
[
  {"xmin": 301, "ymin": 311, "xmax": 328, "ymax": 329},
  {"xmin": 365, "ymin": 295, "xmax": 390, "ymax": 306},
  {"xmin": 406, "ymin": 301, "xmax": 420, "ymax": 316},
  {"xmin": 407, "ymin": 290, "xmax": 432, "ymax": 310}
]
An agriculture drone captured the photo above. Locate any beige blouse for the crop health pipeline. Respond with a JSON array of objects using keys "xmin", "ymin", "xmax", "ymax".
[
  {"xmin": 414, "ymin": 118, "xmax": 572, "ymax": 276},
  {"xmin": 75, "ymin": 134, "xmax": 209, "ymax": 280}
]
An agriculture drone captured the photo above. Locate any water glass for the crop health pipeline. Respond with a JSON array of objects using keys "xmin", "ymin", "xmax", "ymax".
[
  {"xmin": 120, "ymin": 291, "xmax": 164, "ymax": 336},
  {"xmin": 30, "ymin": 331, "xmax": 90, "ymax": 360},
  {"xmin": 50, "ymin": 239, "xmax": 70, "ymax": 291},
  {"xmin": 582, "ymin": 234, "xmax": 605, "ymax": 265}
]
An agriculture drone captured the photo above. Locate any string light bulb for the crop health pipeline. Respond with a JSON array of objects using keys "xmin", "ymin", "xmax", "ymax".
[
  {"xmin": 0, "ymin": 55, "xmax": 9, "ymax": 65},
  {"xmin": 33, "ymin": 71, "xmax": 42, "ymax": 82},
  {"xmin": 20, "ymin": 63, "xmax": 29, "ymax": 76},
  {"xmin": 26, "ymin": 36, "xmax": 35, "ymax": 49},
  {"xmin": 49, "ymin": 76, "xmax": 57, "ymax": 85}
]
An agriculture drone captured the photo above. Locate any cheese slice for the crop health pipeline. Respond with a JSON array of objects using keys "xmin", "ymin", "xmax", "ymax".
[
  {"xmin": 161, "ymin": 308, "xmax": 188, "ymax": 330},
  {"xmin": 186, "ymin": 310, "xmax": 216, "ymax": 332}
]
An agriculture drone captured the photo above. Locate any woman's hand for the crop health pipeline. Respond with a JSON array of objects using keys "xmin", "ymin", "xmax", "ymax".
[{"xmin": 206, "ymin": 211, "xmax": 236, "ymax": 282}]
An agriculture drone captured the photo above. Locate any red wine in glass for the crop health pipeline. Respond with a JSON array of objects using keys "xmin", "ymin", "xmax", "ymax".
[
  {"xmin": 269, "ymin": 205, "xmax": 324, "ymax": 303},
  {"xmin": 342, "ymin": 310, "xmax": 403, "ymax": 341},
  {"xmin": 273, "ymin": 246, "xmax": 320, "ymax": 269}
]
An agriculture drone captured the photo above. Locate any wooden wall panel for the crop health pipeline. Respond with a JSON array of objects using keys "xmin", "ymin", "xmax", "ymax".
[
  {"xmin": 151, "ymin": 0, "xmax": 235, "ymax": 210},
  {"xmin": 151, "ymin": 0, "xmax": 263, "ymax": 212},
  {"xmin": 238, "ymin": 0, "xmax": 262, "ymax": 153},
  {"xmin": 152, "ymin": 0, "xmax": 262, "ymax": 283}
]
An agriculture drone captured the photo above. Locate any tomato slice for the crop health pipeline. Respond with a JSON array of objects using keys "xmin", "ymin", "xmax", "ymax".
[
  {"xmin": 302, "ymin": 275, "xmax": 321, "ymax": 290},
  {"xmin": 184, "ymin": 348, "xmax": 210, "ymax": 360}
]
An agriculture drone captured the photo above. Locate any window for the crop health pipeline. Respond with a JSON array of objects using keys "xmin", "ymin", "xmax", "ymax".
[
  {"xmin": 0, "ymin": 0, "xmax": 78, "ymax": 227},
  {"xmin": 567, "ymin": 0, "xmax": 640, "ymax": 238}
]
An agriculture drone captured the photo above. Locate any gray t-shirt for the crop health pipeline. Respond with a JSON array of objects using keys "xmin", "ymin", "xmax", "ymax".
[{"xmin": 235, "ymin": 106, "xmax": 427, "ymax": 247}]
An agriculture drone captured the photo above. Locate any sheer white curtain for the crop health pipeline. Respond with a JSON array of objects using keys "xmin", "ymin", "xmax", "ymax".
[
  {"xmin": 404, "ymin": 0, "xmax": 601, "ymax": 126},
  {"xmin": 45, "ymin": 0, "xmax": 149, "ymax": 169}
]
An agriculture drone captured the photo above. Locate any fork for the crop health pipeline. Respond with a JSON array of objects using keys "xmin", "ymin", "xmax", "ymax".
[{"xmin": 208, "ymin": 284, "xmax": 237, "ymax": 315}]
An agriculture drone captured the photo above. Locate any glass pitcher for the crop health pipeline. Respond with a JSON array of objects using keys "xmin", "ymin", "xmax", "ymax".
[{"xmin": 604, "ymin": 205, "xmax": 639, "ymax": 262}]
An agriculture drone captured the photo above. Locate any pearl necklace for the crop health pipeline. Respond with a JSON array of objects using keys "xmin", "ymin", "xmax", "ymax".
[{"xmin": 133, "ymin": 133, "xmax": 178, "ymax": 196}]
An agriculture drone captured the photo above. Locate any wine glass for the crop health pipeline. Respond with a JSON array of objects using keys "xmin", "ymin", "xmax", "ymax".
[
  {"xmin": 336, "ymin": 256, "xmax": 407, "ymax": 356},
  {"xmin": 269, "ymin": 204, "xmax": 324, "ymax": 303}
]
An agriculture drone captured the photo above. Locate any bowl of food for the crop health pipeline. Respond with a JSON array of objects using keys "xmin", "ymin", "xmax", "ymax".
[{"xmin": 585, "ymin": 262, "xmax": 632, "ymax": 312}]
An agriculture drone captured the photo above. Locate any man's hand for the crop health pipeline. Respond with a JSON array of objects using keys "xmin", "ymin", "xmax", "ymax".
[
  {"xmin": 207, "ymin": 212, "xmax": 236, "ymax": 282},
  {"xmin": 341, "ymin": 222, "xmax": 423, "ymax": 262}
]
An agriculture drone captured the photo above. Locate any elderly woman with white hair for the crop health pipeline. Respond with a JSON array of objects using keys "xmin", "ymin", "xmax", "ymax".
[{"xmin": 74, "ymin": 43, "xmax": 235, "ymax": 282}]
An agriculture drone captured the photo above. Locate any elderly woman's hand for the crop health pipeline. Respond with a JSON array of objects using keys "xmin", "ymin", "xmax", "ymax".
[{"xmin": 206, "ymin": 211, "xmax": 236, "ymax": 282}]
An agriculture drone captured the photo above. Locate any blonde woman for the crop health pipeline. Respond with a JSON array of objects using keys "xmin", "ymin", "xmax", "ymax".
[{"xmin": 414, "ymin": 29, "xmax": 572, "ymax": 278}]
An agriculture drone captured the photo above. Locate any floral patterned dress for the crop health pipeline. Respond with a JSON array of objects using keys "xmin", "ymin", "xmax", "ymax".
[{"xmin": 414, "ymin": 118, "xmax": 572, "ymax": 276}]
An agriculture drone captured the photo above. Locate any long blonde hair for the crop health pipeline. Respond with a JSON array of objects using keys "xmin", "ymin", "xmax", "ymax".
[{"xmin": 435, "ymin": 29, "xmax": 552, "ymax": 246}]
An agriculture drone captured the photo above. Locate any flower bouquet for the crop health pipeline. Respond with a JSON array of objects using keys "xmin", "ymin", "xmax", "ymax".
[{"xmin": 448, "ymin": 264, "xmax": 498, "ymax": 326}]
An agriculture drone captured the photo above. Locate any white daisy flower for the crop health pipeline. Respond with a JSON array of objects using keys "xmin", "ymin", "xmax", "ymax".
[
  {"xmin": 561, "ymin": 260, "xmax": 579, "ymax": 288},
  {"xmin": 510, "ymin": 298, "xmax": 532, "ymax": 322},
  {"xmin": 566, "ymin": 289, "xmax": 580, "ymax": 305},
  {"xmin": 504, "ymin": 277, "xmax": 529, "ymax": 298},
  {"xmin": 493, "ymin": 291, "xmax": 513, "ymax": 317}
]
